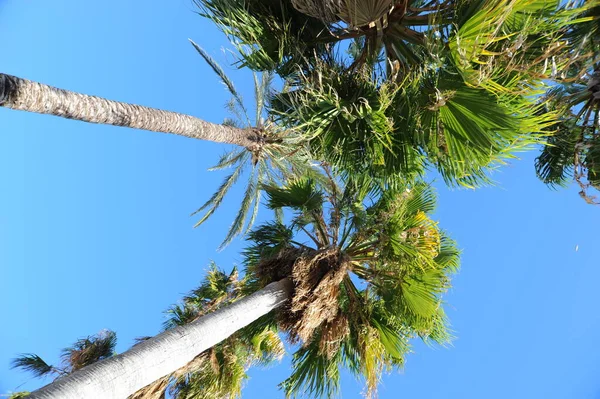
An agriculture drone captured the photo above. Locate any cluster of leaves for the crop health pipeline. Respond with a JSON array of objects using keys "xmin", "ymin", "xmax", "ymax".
[
  {"xmin": 272, "ymin": 55, "xmax": 554, "ymax": 188},
  {"xmin": 243, "ymin": 172, "xmax": 459, "ymax": 398},
  {"xmin": 196, "ymin": 0, "xmax": 597, "ymax": 201},
  {"xmin": 9, "ymin": 172, "xmax": 457, "ymax": 399},
  {"xmin": 187, "ymin": 39, "xmax": 321, "ymax": 247},
  {"xmin": 194, "ymin": 0, "xmax": 332, "ymax": 76},
  {"xmin": 535, "ymin": 2, "xmax": 600, "ymax": 203}
]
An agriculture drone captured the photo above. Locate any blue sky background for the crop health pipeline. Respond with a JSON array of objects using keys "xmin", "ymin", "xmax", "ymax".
[{"xmin": 1, "ymin": 0, "xmax": 599, "ymax": 397}]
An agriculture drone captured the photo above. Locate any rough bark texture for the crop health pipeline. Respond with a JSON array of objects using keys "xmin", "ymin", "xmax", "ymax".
[
  {"xmin": 0, "ymin": 73, "xmax": 262, "ymax": 150},
  {"xmin": 29, "ymin": 279, "xmax": 292, "ymax": 399}
]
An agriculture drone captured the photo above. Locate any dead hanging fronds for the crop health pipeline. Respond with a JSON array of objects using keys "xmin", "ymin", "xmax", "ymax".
[
  {"xmin": 252, "ymin": 244, "xmax": 351, "ymax": 347},
  {"xmin": 318, "ymin": 311, "xmax": 350, "ymax": 359},
  {"xmin": 128, "ymin": 376, "xmax": 171, "ymax": 399},
  {"xmin": 129, "ymin": 353, "xmax": 210, "ymax": 399},
  {"xmin": 286, "ymin": 248, "xmax": 351, "ymax": 344},
  {"xmin": 252, "ymin": 246, "xmax": 308, "ymax": 286}
]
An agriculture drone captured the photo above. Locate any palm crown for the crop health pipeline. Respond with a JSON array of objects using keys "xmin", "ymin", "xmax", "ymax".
[
  {"xmin": 242, "ymin": 170, "xmax": 459, "ymax": 397},
  {"xmin": 188, "ymin": 40, "xmax": 318, "ymax": 246}
]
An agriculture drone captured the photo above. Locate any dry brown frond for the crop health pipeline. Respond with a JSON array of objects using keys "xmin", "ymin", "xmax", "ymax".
[
  {"xmin": 128, "ymin": 376, "xmax": 170, "ymax": 399},
  {"xmin": 255, "ymin": 245, "xmax": 352, "ymax": 347},
  {"xmin": 128, "ymin": 353, "xmax": 209, "ymax": 399},
  {"xmin": 318, "ymin": 312, "xmax": 350, "ymax": 359},
  {"xmin": 209, "ymin": 349, "xmax": 220, "ymax": 374},
  {"xmin": 253, "ymin": 247, "xmax": 308, "ymax": 285},
  {"xmin": 291, "ymin": 248, "xmax": 349, "ymax": 343}
]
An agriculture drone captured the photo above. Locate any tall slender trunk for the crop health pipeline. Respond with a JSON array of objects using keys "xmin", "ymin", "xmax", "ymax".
[
  {"xmin": 29, "ymin": 278, "xmax": 292, "ymax": 399},
  {"xmin": 0, "ymin": 73, "xmax": 263, "ymax": 150}
]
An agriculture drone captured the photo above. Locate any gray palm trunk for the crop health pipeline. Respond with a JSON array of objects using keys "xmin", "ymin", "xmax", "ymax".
[
  {"xmin": 0, "ymin": 73, "xmax": 263, "ymax": 150},
  {"xmin": 29, "ymin": 279, "xmax": 292, "ymax": 399}
]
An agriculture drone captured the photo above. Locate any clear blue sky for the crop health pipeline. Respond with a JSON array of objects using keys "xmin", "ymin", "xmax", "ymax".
[{"xmin": 1, "ymin": 1, "xmax": 599, "ymax": 397}]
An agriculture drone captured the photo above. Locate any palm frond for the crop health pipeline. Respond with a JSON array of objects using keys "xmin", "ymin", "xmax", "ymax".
[
  {"xmin": 11, "ymin": 354, "xmax": 54, "ymax": 378},
  {"xmin": 280, "ymin": 339, "xmax": 341, "ymax": 399},
  {"xmin": 263, "ymin": 178, "xmax": 323, "ymax": 212},
  {"xmin": 192, "ymin": 160, "xmax": 246, "ymax": 227},
  {"xmin": 189, "ymin": 39, "xmax": 250, "ymax": 125}
]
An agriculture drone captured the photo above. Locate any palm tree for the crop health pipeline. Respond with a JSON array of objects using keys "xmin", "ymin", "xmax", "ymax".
[
  {"xmin": 28, "ymin": 170, "xmax": 458, "ymax": 398},
  {"xmin": 243, "ymin": 171, "xmax": 459, "ymax": 397},
  {"xmin": 186, "ymin": 40, "xmax": 316, "ymax": 245},
  {"xmin": 1, "ymin": 40, "xmax": 313, "ymax": 242}
]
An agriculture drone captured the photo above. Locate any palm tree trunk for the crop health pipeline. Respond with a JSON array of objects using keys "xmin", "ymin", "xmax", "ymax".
[
  {"xmin": 0, "ymin": 73, "xmax": 263, "ymax": 150},
  {"xmin": 29, "ymin": 278, "xmax": 292, "ymax": 399}
]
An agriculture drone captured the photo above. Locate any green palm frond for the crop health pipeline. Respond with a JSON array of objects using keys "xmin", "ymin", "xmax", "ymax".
[
  {"xmin": 190, "ymin": 39, "xmax": 250, "ymax": 125},
  {"xmin": 535, "ymin": 1, "xmax": 600, "ymax": 202},
  {"xmin": 250, "ymin": 325, "xmax": 285, "ymax": 364},
  {"xmin": 11, "ymin": 354, "xmax": 54, "ymax": 378},
  {"xmin": 449, "ymin": 0, "xmax": 591, "ymax": 91},
  {"xmin": 192, "ymin": 158, "xmax": 246, "ymax": 227},
  {"xmin": 194, "ymin": 0, "xmax": 332, "ymax": 76},
  {"xmin": 272, "ymin": 61, "xmax": 426, "ymax": 184},
  {"xmin": 416, "ymin": 77, "xmax": 551, "ymax": 187},
  {"xmin": 169, "ymin": 344, "xmax": 249, "ymax": 399},
  {"xmin": 11, "ymin": 330, "xmax": 117, "ymax": 383},
  {"xmin": 163, "ymin": 303, "xmax": 201, "ymax": 330},
  {"xmin": 219, "ymin": 164, "xmax": 260, "ymax": 249},
  {"xmin": 208, "ymin": 149, "xmax": 248, "ymax": 171},
  {"xmin": 263, "ymin": 178, "xmax": 323, "ymax": 212},
  {"xmin": 535, "ymin": 118, "xmax": 581, "ymax": 187},
  {"xmin": 280, "ymin": 339, "xmax": 342, "ymax": 399}
]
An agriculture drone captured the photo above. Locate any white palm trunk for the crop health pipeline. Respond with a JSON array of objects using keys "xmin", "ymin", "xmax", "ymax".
[
  {"xmin": 0, "ymin": 73, "xmax": 263, "ymax": 150},
  {"xmin": 29, "ymin": 279, "xmax": 292, "ymax": 399}
]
